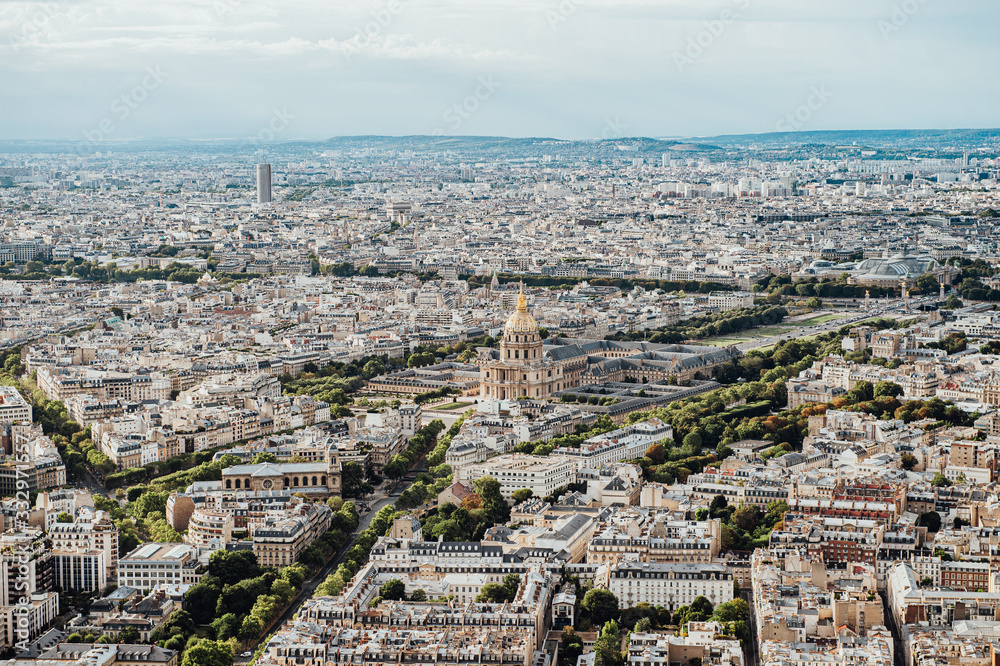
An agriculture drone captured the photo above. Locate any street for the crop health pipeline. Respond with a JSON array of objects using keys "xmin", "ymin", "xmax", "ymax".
[
  {"xmin": 238, "ymin": 490, "xmax": 402, "ymax": 664},
  {"xmin": 739, "ymin": 588, "xmax": 759, "ymax": 666}
]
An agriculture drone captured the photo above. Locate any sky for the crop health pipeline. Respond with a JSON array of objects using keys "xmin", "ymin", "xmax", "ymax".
[{"xmin": 0, "ymin": 0, "xmax": 997, "ymax": 141}]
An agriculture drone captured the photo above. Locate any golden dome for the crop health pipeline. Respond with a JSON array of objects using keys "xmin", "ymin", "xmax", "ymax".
[{"xmin": 504, "ymin": 285, "xmax": 538, "ymax": 335}]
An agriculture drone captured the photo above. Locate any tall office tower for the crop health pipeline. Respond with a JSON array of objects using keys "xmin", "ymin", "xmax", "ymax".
[{"xmin": 256, "ymin": 163, "xmax": 272, "ymax": 204}]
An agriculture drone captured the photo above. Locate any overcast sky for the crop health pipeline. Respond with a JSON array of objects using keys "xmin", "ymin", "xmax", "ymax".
[{"xmin": 1, "ymin": 0, "xmax": 996, "ymax": 141}]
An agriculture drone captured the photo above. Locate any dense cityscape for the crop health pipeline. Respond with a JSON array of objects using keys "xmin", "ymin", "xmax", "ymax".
[{"xmin": 0, "ymin": 131, "xmax": 994, "ymax": 665}]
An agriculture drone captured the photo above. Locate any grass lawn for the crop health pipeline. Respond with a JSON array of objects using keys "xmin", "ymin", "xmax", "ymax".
[
  {"xmin": 748, "ymin": 325, "xmax": 795, "ymax": 337},
  {"xmin": 430, "ymin": 401, "xmax": 475, "ymax": 411},
  {"xmin": 797, "ymin": 314, "xmax": 844, "ymax": 326},
  {"xmin": 700, "ymin": 336, "xmax": 752, "ymax": 347}
]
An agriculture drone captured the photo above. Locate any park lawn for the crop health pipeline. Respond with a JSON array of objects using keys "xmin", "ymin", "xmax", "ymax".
[
  {"xmin": 797, "ymin": 313, "xmax": 844, "ymax": 326},
  {"xmin": 747, "ymin": 325, "xmax": 796, "ymax": 337},
  {"xmin": 700, "ymin": 336, "xmax": 752, "ymax": 347},
  {"xmin": 430, "ymin": 401, "xmax": 475, "ymax": 411}
]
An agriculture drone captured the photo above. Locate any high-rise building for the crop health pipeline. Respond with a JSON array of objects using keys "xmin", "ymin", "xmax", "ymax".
[{"xmin": 256, "ymin": 163, "xmax": 272, "ymax": 204}]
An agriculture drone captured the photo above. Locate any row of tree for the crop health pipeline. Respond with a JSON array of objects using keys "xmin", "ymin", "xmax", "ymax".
[
  {"xmin": 315, "ymin": 503, "xmax": 399, "ymax": 597},
  {"xmin": 383, "ymin": 419, "xmax": 446, "ymax": 479},
  {"xmin": 609, "ymin": 304, "xmax": 788, "ymax": 344}
]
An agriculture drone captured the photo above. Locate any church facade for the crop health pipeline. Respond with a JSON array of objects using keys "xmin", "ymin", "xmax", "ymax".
[{"xmin": 478, "ymin": 288, "xmax": 586, "ymax": 400}]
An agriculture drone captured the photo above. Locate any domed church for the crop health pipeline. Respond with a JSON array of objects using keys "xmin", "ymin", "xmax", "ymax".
[
  {"xmin": 478, "ymin": 285, "xmax": 742, "ymax": 402},
  {"xmin": 478, "ymin": 286, "xmax": 586, "ymax": 400}
]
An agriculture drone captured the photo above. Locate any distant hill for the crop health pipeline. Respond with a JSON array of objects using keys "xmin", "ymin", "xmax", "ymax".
[
  {"xmin": 687, "ymin": 128, "xmax": 1000, "ymax": 150},
  {"xmin": 321, "ymin": 135, "xmax": 722, "ymax": 156},
  {"xmin": 1, "ymin": 128, "xmax": 996, "ymax": 156}
]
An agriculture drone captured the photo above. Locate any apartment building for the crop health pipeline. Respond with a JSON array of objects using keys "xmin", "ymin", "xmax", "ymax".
[
  {"xmin": 456, "ymin": 454, "xmax": 576, "ymax": 499},
  {"xmin": 587, "ymin": 509, "xmax": 721, "ymax": 564},
  {"xmin": 48, "ymin": 509, "xmax": 119, "ymax": 578},
  {"xmin": 36, "ymin": 367, "xmax": 171, "ymax": 403},
  {"xmin": 53, "ymin": 549, "xmax": 107, "ymax": 593},
  {"xmin": 557, "ymin": 418, "xmax": 673, "ymax": 470},
  {"xmin": 603, "ymin": 560, "xmax": 733, "ymax": 611},
  {"xmin": 252, "ymin": 502, "xmax": 332, "ymax": 568},
  {"xmin": 0, "ymin": 387, "xmax": 32, "ymax": 425},
  {"xmin": 118, "ymin": 543, "xmax": 204, "ymax": 590}
]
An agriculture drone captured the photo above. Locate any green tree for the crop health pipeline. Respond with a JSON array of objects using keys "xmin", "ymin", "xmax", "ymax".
[
  {"xmin": 362, "ymin": 358, "xmax": 386, "ymax": 379},
  {"xmin": 917, "ymin": 511, "xmax": 942, "ymax": 533},
  {"xmin": 271, "ymin": 578, "xmax": 296, "ymax": 603},
  {"xmin": 645, "ymin": 442, "xmax": 665, "ymax": 465},
  {"xmin": 900, "ymin": 453, "xmax": 918, "ymax": 471},
  {"xmin": 116, "ymin": 626, "xmax": 140, "ymax": 643},
  {"xmin": 476, "ymin": 583, "xmax": 514, "ymax": 603},
  {"xmin": 280, "ymin": 564, "xmax": 307, "ymax": 589},
  {"xmin": 128, "ymin": 490, "xmax": 169, "ymax": 519},
  {"xmin": 341, "ymin": 461, "xmax": 367, "ymax": 498},
  {"xmin": 943, "ymin": 295, "xmax": 963, "ymax": 310},
  {"xmin": 933, "ymin": 547, "xmax": 953, "ymax": 561},
  {"xmin": 931, "ymin": 472, "xmax": 952, "ymax": 487},
  {"xmin": 473, "ymin": 476, "xmax": 510, "ymax": 525},
  {"xmin": 560, "ymin": 629, "xmax": 584, "ymax": 666},
  {"xmin": 185, "ymin": 578, "xmax": 222, "ymax": 625},
  {"xmin": 383, "ymin": 456, "xmax": 409, "ymax": 480},
  {"xmin": 251, "ymin": 452, "xmax": 277, "ymax": 464},
  {"xmin": 379, "ymin": 579, "xmax": 406, "ymax": 601},
  {"xmin": 849, "ymin": 380, "xmax": 874, "ymax": 403},
  {"xmin": 682, "ymin": 431, "xmax": 702, "ymax": 453},
  {"xmin": 510, "ymin": 488, "xmax": 533, "ymax": 503},
  {"xmin": 592, "ymin": 619, "xmax": 624, "ymax": 666},
  {"xmin": 731, "ymin": 504, "xmax": 761, "ymax": 532},
  {"xmin": 208, "ymin": 549, "xmax": 262, "ymax": 586},
  {"xmin": 690, "ymin": 595, "xmax": 714, "ymax": 617},
  {"xmin": 874, "ymin": 381, "xmax": 904, "ymax": 399},
  {"xmin": 711, "ymin": 598, "xmax": 750, "ymax": 623},
  {"xmin": 916, "ymin": 272, "xmax": 939, "ymax": 294},
  {"xmin": 710, "ymin": 494, "xmax": 728, "ymax": 516},
  {"xmin": 238, "ymin": 614, "xmax": 264, "ymax": 642},
  {"xmin": 56, "ymin": 512, "xmax": 74, "ymax": 523},
  {"xmin": 582, "ymin": 588, "xmax": 620, "ymax": 627},
  {"xmin": 209, "ymin": 613, "xmax": 241, "ymax": 641}
]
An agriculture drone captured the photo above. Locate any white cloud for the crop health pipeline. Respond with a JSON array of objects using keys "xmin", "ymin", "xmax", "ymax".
[{"xmin": 0, "ymin": 0, "xmax": 997, "ymax": 138}]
